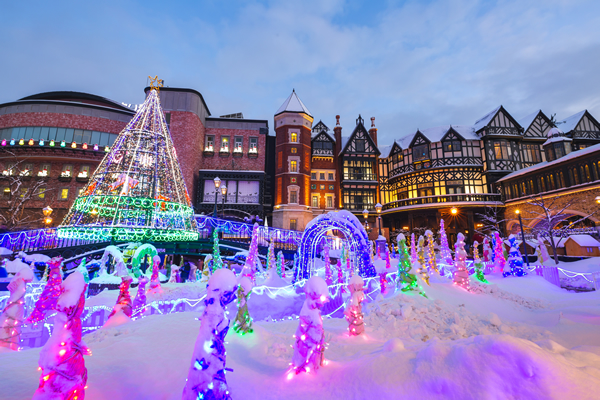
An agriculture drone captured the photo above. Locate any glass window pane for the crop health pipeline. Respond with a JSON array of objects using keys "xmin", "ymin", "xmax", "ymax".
[
  {"xmin": 108, "ymin": 134, "xmax": 117, "ymax": 145},
  {"xmin": 73, "ymin": 129, "xmax": 84, "ymax": 143},
  {"xmin": 56, "ymin": 128, "xmax": 66, "ymax": 142},
  {"xmin": 25, "ymin": 127, "xmax": 34, "ymax": 139},
  {"xmin": 82, "ymin": 130, "xmax": 92, "ymax": 143},
  {"xmin": 16, "ymin": 127, "xmax": 26, "ymax": 138},
  {"xmin": 64, "ymin": 128, "xmax": 74, "ymax": 142},
  {"xmin": 48, "ymin": 127, "xmax": 58, "ymax": 141},
  {"xmin": 39, "ymin": 127, "xmax": 49, "ymax": 141},
  {"xmin": 99, "ymin": 133, "xmax": 109, "ymax": 146},
  {"xmin": 91, "ymin": 131, "xmax": 101, "ymax": 144},
  {"xmin": 32, "ymin": 127, "xmax": 41, "ymax": 140}
]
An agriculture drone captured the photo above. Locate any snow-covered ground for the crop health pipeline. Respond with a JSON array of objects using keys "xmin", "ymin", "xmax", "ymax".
[{"xmin": 2, "ymin": 261, "xmax": 600, "ymax": 399}]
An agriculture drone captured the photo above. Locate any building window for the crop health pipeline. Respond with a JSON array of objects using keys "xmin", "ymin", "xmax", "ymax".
[
  {"xmin": 311, "ymin": 184, "xmax": 316, "ymax": 190},
  {"xmin": 2, "ymin": 187, "xmax": 9, "ymax": 198},
  {"xmin": 328, "ymin": 173, "xmax": 334, "ymax": 180},
  {"xmin": 278, "ymin": 152, "xmax": 283, "ymax": 169},
  {"xmin": 290, "ymin": 219, "xmax": 297, "ymax": 230},
  {"xmin": 78, "ymin": 165, "xmax": 90, "ymax": 178},
  {"xmin": 19, "ymin": 188, "xmax": 27, "ymax": 198},
  {"xmin": 355, "ymin": 139, "xmax": 365, "ymax": 152},
  {"xmin": 319, "ymin": 172, "xmax": 325, "ymax": 180},
  {"xmin": 21, "ymin": 163, "xmax": 33, "ymax": 177},
  {"xmin": 493, "ymin": 140, "xmax": 511, "ymax": 160},
  {"xmin": 291, "ymin": 133, "xmax": 298, "ymax": 143},
  {"xmin": 413, "ymin": 144, "xmax": 429, "ymax": 161},
  {"xmin": 443, "ymin": 140, "xmax": 461, "ymax": 152},
  {"xmin": 329, "ymin": 185, "xmax": 334, "ymax": 190},
  {"xmin": 291, "ymin": 177, "xmax": 297, "ymax": 183},
  {"xmin": 220, "ymin": 136, "xmax": 230, "ymax": 152},
  {"xmin": 311, "ymin": 172, "xmax": 317, "ymax": 180},
  {"xmin": 312, "ymin": 196, "xmax": 319, "ymax": 208},
  {"xmin": 61, "ymin": 164, "xmax": 73, "ymax": 178},
  {"xmin": 2, "ymin": 163, "xmax": 14, "ymax": 176},
  {"xmin": 59, "ymin": 188, "xmax": 69, "ymax": 200},
  {"xmin": 326, "ymin": 196, "xmax": 333, "ymax": 208},
  {"xmin": 38, "ymin": 163, "xmax": 51, "ymax": 177},
  {"xmin": 38, "ymin": 188, "xmax": 45, "ymax": 199},
  {"xmin": 320, "ymin": 184, "xmax": 325, "ymax": 190},
  {"xmin": 343, "ymin": 160, "xmax": 374, "ymax": 180},
  {"xmin": 249, "ymin": 137, "xmax": 258, "ymax": 153},
  {"xmin": 290, "ymin": 191, "xmax": 298, "ymax": 204},
  {"xmin": 290, "ymin": 161, "xmax": 297, "ymax": 173},
  {"xmin": 205, "ymin": 135, "xmax": 214, "ymax": 151},
  {"xmin": 291, "ymin": 147, "xmax": 297, "ymax": 154},
  {"xmin": 234, "ymin": 137, "xmax": 243, "ymax": 153}
]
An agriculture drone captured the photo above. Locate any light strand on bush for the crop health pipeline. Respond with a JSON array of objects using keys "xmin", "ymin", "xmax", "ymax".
[
  {"xmin": 415, "ymin": 236, "xmax": 430, "ymax": 286},
  {"xmin": 212, "ymin": 228, "xmax": 223, "ymax": 272},
  {"xmin": 472, "ymin": 241, "xmax": 488, "ymax": 283},
  {"xmin": 504, "ymin": 235, "xmax": 527, "ymax": 277},
  {"xmin": 425, "ymin": 230, "xmax": 439, "ymax": 274},
  {"xmin": 453, "ymin": 233, "xmax": 470, "ymax": 291},
  {"xmin": 323, "ymin": 243, "xmax": 332, "ymax": 285},
  {"xmin": 0, "ymin": 267, "xmax": 33, "ymax": 350},
  {"xmin": 439, "ymin": 219, "xmax": 453, "ymax": 266},
  {"xmin": 493, "ymin": 231, "xmax": 505, "ymax": 273}
]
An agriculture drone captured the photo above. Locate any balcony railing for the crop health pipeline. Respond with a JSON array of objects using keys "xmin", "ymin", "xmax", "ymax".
[
  {"xmin": 342, "ymin": 173, "xmax": 377, "ymax": 181},
  {"xmin": 383, "ymin": 193, "xmax": 502, "ymax": 210}
]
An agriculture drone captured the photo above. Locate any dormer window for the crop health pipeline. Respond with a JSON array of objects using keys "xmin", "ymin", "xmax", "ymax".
[
  {"xmin": 443, "ymin": 140, "xmax": 461, "ymax": 152},
  {"xmin": 413, "ymin": 144, "xmax": 429, "ymax": 161}
]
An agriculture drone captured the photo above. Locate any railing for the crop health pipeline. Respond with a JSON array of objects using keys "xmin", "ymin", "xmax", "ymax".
[
  {"xmin": 0, "ymin": 215, "xmax": 305, "ymax": 254},
  {"xmin": 342, "ymin": 173, "xmax": 377, "ymax": 181},
  {"xmin": 383, "ymin": 193, "xmax": 502, "ymax": 210}
]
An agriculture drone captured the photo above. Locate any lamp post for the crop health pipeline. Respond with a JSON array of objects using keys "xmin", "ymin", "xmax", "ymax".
[
  {"xmin": 213, "ymin": 177, "xmax": 221, "ymax": 217},
  {"xmin": 450, "ymin": 207, "xmax": 458, "ymax": 215},
  {"xmin": 375, "ymin": 203, "xmax": 382, "ymax": 237},
  {"xmin": 42, "ymin": 206, "xmax": 53, "ymax": 227},
  {"xmin": 221, "ymin": 185, "xmax": 228, "ymax": 218},
  {"xmin": 515, "ymin": 209, "xmax": 530, "ymax": 267},
  {"xmin": 362, "ymin": 208, "xmax": 369, "ymax": 232}
]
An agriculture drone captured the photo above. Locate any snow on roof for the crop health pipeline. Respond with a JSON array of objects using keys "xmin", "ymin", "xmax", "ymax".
[
  {"xmin": 565, "ymin": 235, "xmax": 600, "ymax": 247},
  {"xmin": 542, "ymin": 135, "xmax": 572, "ymax": 146},
  {"xmin": 379, "ymin": 144, "xmax": 393, "ymax": 158},
  {"xmin": 542, "ymin": 237, "xmax": 567, "ymax": 248},
  {"xmin": 473, "ymin": 106, "xmax": 501, "ymax": 132},
  {"xmin": 519, "ymin": 110, "xmax": 541, "ymax": 131},
  {"xmin": 497, "ymin": 142, "xmax": 600, "ymax": 182},
  {"xmin": 275, "ymin": 90, "xmax": 312, "ymax": 117},
  {"xmin": 338, "ymin": 135, "xmax": 350, "ymax": 155},
  {"xmin": 394, "ymin": 125, "xmax": 479, "ymax": 150},
  {"xmin": 555, "ymin": 110, "xmax": 586, "ymax": 133}
]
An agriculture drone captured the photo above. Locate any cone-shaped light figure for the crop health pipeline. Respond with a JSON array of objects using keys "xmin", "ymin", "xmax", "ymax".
[{"xmin": 57, "ymin": 89, "xmax": 198, "ymax": 242}]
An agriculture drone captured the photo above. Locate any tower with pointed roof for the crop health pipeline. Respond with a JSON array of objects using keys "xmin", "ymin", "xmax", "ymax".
[{"xmin": 273, "ymin": 90, "xmax": 314, "ymax": 230}]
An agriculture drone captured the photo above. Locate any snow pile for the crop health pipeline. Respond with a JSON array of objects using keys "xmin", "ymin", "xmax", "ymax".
[
  {"xmin": 470, "ymin": 281, "xmax": 549, "ymax": 310},
  {"xmin": 364, "ymin": 293, "xmax": 548, "ymax": 343},
  {"xmin": 4, "ymin": 259, "xmax": 29, "ymax": 274}
]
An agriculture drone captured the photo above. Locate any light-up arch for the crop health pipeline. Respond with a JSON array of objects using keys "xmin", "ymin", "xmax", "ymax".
[{"xmin": 294, "ymin": 210, "xmax": 376, "ymax": 282}]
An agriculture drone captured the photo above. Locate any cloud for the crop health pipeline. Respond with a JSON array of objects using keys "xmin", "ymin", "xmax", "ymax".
[{"xmin": 1, "ymin": 0, "xmax": 599, "ymax": 145}]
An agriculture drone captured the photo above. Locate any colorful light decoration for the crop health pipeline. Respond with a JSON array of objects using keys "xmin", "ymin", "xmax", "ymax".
[
  {"xmin": 49, "ymin": 140, "xmax": 55, "ymax": 147},
  {"xmin": 233, "ymin": 277, "xmax": 254, "ymax": 335},
  {"xmin": 396, "ymin": 234, "xmax": 426, "ymax": 296},
  {"xmin": 104, "ymin": 146, "xmax": 110, "ymax": 152},
  {"xmin": 28, "ymin": 258, "xmax": 63, "ymax": 324},
  {"xmin": 493, "ymin": 231, "xmax": 506, "ymax": 273},
  {"xmin": 93, "ymin": 144, "xmax": 99, "ymax": 151},
  {"xmin": 472, "ymin": 241, "xmax": 488, "ymax": 283},
  {"xmin": 39, "ymin": 139, "xmax": 45, "ymax": 146},
  {"xmin": 453, "ymin": 233, "xmax": 471, "ymax": 291},
  {"xmin": 19, "ymin": 138, "xmax": 24, "ymax": 145},
  {"xmin": 82, "ymin": 143, "xmax": 88, "ymax": 150},
  {"xmin": 323, "ymin": 242, "xmax": 332, "ymax": 285},
  {"xmin": 439, "ymin": 219, "xmax": 453, "ymax": 266},
  {"xmin": 344, "ymin": 275, "xmax": 365, "ymax": 336},
  {"xmin": 9, "ymin": 139, "xmax": 15, "ymax": 145},
  {"xmin": 56, "ymin": 89, "xmax": 198, "ymax": 243},
  {"xmin": 71, "ymin": 141, "xmax": 77, "ymax": 149},
  {"xmin": 0, "ymin": 267, "xmax": 33, "ymax": 350},
  {"xmin": 416, "ymin": 236, "xmax": 430, "ymax": 285},
  {"xmin": 28, "ymin": 139, "xmax": 34, "ymax": 145},
  {"xmin": 504, "ymin": 235, "xmax": 527, "ymax": 277},
  {"xmin": 425, "ymin": 230, "xmax": 439, "ymax": 274},
  {"xmin": 211, "ymin": 228, "xmax": 223, "ymax": 272},
  {"xmin": 0, "ymin": 139, "xmax": 5, "ymax": 146}
]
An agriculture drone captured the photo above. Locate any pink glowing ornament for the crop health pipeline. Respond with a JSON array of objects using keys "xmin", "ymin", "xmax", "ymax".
[
  {"xmin": 493, "ymin": 231, "xmax": 506, "ymax": 273},
  {"xmin": 483, "ymin": 237, "xmax": 492, "ymax": 262},
  {"xmin": 1, "ymin": 139, "xmax": 6, "ymax": 146},
  {"xmin": 337, "ymin": 259, "xmax": 346, "ymax": 294},
  {"xmin": 290, "ymin": 276, "xmax": 329, "ymax": 375},
  {"xmin": 0, "ymin": 266, "xmax": 34, "ymax": 350},
  {"xmin": 28, "ymin": 257, "xmax": 63, "ymax": 324},
  {"xmin": 93, "ymin": 144, "xmax": 99, "ymax": 151},
  {"xmin": 344, "ymin": 274, "xmax": 365, "ymax": 336},
  {"xmin": 33, "ymin": 271, "xmax": 89, "ymax": 400},
  {"xmin": 439, "ymin": 219, "xmax": 453, "ymax": 266}
]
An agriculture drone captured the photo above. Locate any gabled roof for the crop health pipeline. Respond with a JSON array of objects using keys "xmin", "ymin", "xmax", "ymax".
[
  {"xmin": 518, "ymin": 110, "xmax": 542, "ymax": 131},
  {"xmin": 312, "ymin": 120, "xmax": 329, "ymax": 133},
  {"xmin": 312, "ymin": 130, "xmax": 335, "ymax": 143},
  {"xmin": 408, "ymin": 130, "xmax": 431, "ymax": 148},
  {"xmin": 339, "ymin": 117, "xmax": 381, "ymax": 156},
  {"xmin": 556, "ymin": 110, "xmax": 586, "ymax": 133},
  {"xmin": 396, "ymin": 125, "xmax": 479, "ymax": 150},
  {"xmin": 473, "ymin": 106, "xmax": 502, "ymax": 133},
  {"xmin": 565, "ymin": 234, "xmax": 600, "ymax": 247},
  {"xmin": 379, "ymin": 144, "xmax": 393, "ymax": 159},
  {"xmin": 275, "ymin": 90, "xmax": 312, "ymax": 117}
]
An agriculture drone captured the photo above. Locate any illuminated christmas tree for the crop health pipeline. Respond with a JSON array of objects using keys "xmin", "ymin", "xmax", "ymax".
[
  {"xmin": 133, "ymin": 276, "xmax": 149, "ymax": 315},
  {"xmin": 396, "ymin": 234, "xmax": 426, "ymax": 296},
  {"xmin": 344, "ymin": 274, "xmax": 365, "ymax": 336},
  {"xmin": 212, "ymin": 228, "xmax": 223, "ymax": 272},
  {"xmin": 57, "ymin": 87, "xmax": 198, "ymax": 243},
  {"xmin": 493, "ymin": 231, "xmax": 505, "ymax": 273},
  {"xmin": 233, "ymin": 277, "xmax": 253, "ymax": 335},
  {"xmin": 33, "ymin": 271, "xmax": 89, "ymax": 400},
  {"xmin": 240, "ymin": 223, "xmax": 260, "ymax": 282},
  {"xmin": 410, "ymin": 233, "xmax": 417, "ymax": 265},
  {"xmin": 483, "ymin": 237, "xmax": 492, "ymax": 262},
  {"xmin": 277, "ymin": 251, "xmax": 285, "ymax": 279},
  {"xmin": 76, "ymin": 258, "xmax": 90, "ymax": 299},
  {"xmin": 336, "ymin": 259, "xmax": 346, "ymax": 293},
  {"xmin": 505, "ymin": 235, "xmax": 527, "ymax": 277},
  {"xmin": 266, "ymin": 235, "xmax": 275, "ymax": 272},
  {"xmin": 28, "ymin": 257, "xmax": 63, "ymax": 324},
  {"xmin": 425, "ymin": 230, "xmax": 439, "ymax": 274},
  {"xmin": 453, "ymin": 233, "xmax": 470, "ymax": 291},
  {"xmin": 0, "ymin": 266, "xmax": 33, "ymax": 350},
  {"xmin": 472, "ymin": 241, "xmax": 488, "ymax": 283},
  {"xmin": 148, "ymin": 255, "xmax": 162, "ymax": 294},
  {"xmin": 416, "ymin": 236, "xmax": 430, "ymax": 286},
  {"xmin": 438, "ymin": 219, "xmax": 453, "ymax": 266},
  {"xmin": 182, "ymin": 269, "xmax": 238, "ymax": 399}
]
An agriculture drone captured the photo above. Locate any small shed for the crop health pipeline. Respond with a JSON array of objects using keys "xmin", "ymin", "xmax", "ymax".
[
  {"xmin": 564, "ymin": 235, "xmax": 600, "ymax": 257},
  {"xmin": 542, "ymin": 237, "xmax": 567, "ymax": 256}
]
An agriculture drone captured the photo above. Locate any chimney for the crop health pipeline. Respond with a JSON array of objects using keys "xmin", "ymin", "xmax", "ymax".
[
  {"xmin": 369, "ymin": 117, "xmax": 378, "ymax": 147},
  {"xmin": 334, "ymin": 115, "xmax": 342, "ymax": 155}
]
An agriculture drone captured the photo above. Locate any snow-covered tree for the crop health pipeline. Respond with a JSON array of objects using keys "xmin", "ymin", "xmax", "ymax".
[
  {"xmin": 425, "ymin": 230, "xmax": 438, "ymax": 274},
  {"xmin": 240, "ymin": 223, "xmax": 260, "ymax": 282},
  {"xmin": 33, "ymin": 271, "xmax": 89, "ymax": 400},
  {"xmin": 211, "ymin": 228, "xmax": 223, "ymax": 272},
  {"xmin": 410, "ymin": 233, "xmax": 417, "ymax": 265},
  {"xmin": 233, "ymin": 276, "xmax": 253, "ymax": 335},
  {"xmin": 475, "ymin": 198, "xmax": 506, "ymax": 238},
  {"xmin": 453, "ymin": 233, "xmax": 470, "ymax": 291},
  {"xmin": 266, "ymin": 234, "xmax": 275, "ymax": 272},
  {"xmin": 0, "ymin": 266, "xmax": 33, "ymax": 350},
  {"xmin": 290, "ymin": 276, "xmax": 329, "ymax": 375},
  {"xmin": 415, "ymin": 235, "xmax": 430, "ymax": 286},
  {"xmin": 168, "ymin": 264, "xmax": 180, "ymax": 283},
  {"xmin": 344, "ymin": 274, "xmax": 365, "ymax": 336},
  {"xmin": 106, "ymin": 276, "xmax": 133, "ymax": 324},
  {"xmin": 438, "ymin": 219, "xmax": 453, "ymax": 266},
  {"xmin": 76, "ymin": 258, "xmax": 90, "ymax": 299},
  {"xmin": 277, "ymin": 251, "xmax": 285, "ymax": 279},
  {"xmin": 133, "ymin": 276, "xmax": 149, "ymax": 315},
  {"xmin": 182, "ymin": 269, "xmax": 238, "ymax": 399}
]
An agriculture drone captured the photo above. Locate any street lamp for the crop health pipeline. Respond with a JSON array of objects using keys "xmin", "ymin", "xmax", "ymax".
[
  {"xmin": 375, "ymin": 203, "xmax": 382, "ymax": 237},
  {"xmin": 221, "ymin": 185, "xmax": 228, "ymax": 218},
  {"xmin": 596, "ymin": 196, "xmax": 600, "ymax": 204},
  {"xmin": 450, "ymin": 207, "xmax": 458, "ymax": 215},
  {"xmin": 42, "ymin": 206, "xmax": 53, "ymax": 226},
  {"xmin": 213, "ymin": 177, "xmax": 221, "ymax": 217},
  {"xmin": 515, "ymin": 209, "xmax": 530, "ymax": 267},
  {"xmin": 362, "ymin": 208, "xmax": 369, "ymax": 232}
]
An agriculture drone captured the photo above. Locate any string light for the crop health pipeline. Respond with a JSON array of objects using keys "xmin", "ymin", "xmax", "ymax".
[
  {"xmin": 453, "ymin": 233, "xmax": 471, "ymax": 291},
  {"xmin": 472, "ymin": 241, "xmax": 488, "ymax": 283}
]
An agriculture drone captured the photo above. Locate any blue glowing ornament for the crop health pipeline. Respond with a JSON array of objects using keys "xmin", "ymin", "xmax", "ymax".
[
  {"xmin": 10, "ymin": 139, "xmax": 15, "ymax": 145},
  {"xmin": 39, "ymin": 139, "xmax": 45, "ymax": 146}
]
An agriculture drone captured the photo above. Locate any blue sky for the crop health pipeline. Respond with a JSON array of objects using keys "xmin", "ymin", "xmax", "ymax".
[{"xmin": 2, "ymin": 0, "xmax": 599, "ymax": 146}]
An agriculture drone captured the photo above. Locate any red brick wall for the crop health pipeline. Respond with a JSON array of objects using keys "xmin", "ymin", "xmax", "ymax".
[
  {"xmin": 201, "ymin": 127, "xmax": 266, "ymax": 171},
  {"xmin": 0, "ymin": 113, "xmax": 127, "ymax": 134}
]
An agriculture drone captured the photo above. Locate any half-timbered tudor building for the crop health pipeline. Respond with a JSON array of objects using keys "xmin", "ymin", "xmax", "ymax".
[
  {"xmin": 555, "ymin": 110, "xmax": 600, "ymax": 151},
  {"xmin": 310, "ymin": 121, "xmax": 338, "ymax": 215}
]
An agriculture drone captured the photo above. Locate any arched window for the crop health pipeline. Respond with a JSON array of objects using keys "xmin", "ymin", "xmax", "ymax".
[{"xmin": 291, "ymin": 133, "xmax": 298, "ymax": 143}]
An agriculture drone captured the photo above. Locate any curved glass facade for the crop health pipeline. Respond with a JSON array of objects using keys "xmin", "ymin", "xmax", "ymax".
[{"xmin": 0, "ymin": 126, "xmax": 118, "ymax": 146}]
